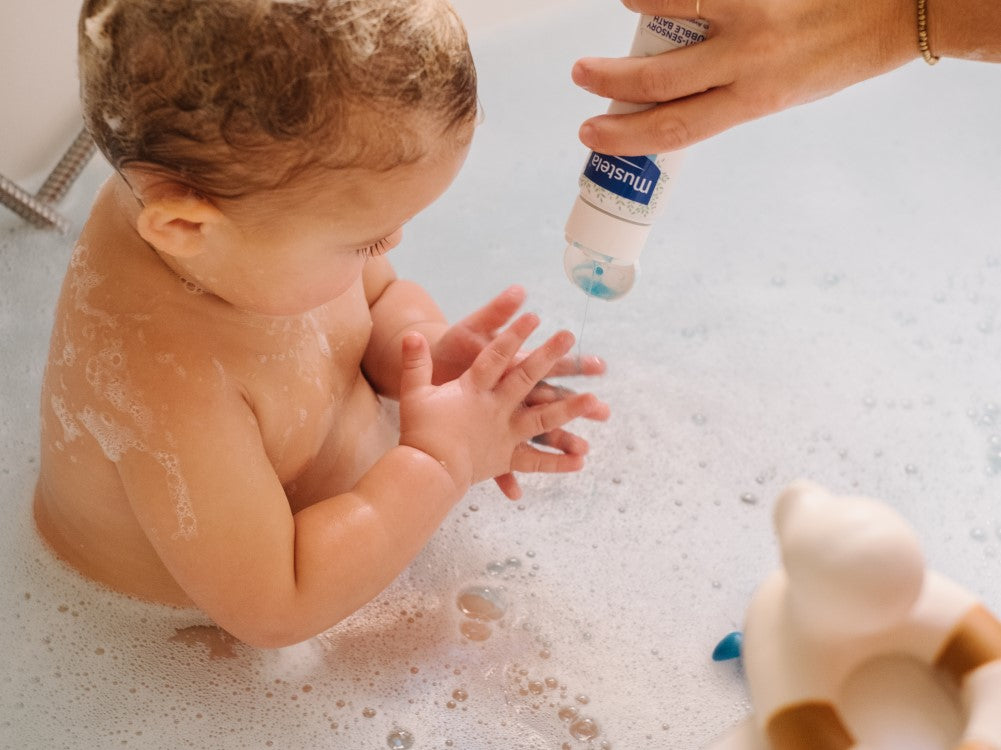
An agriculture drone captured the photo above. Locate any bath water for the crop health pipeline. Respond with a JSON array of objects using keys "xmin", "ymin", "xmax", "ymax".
[{"xmin": 386, "ymin": 728, "xmax": 414, "ymax": 749}]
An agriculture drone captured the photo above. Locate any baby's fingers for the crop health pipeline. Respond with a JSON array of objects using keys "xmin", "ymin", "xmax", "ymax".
[
  {"xmin": 516, "ymin": 392, "xmax": 599, "ymax": 441},
  {"xmin": 399, "ymin": 332, "xmax": 433, "ymax": 395},
  {"xmin": 527, "ymin": 382, "xmax": 611, "ymax": 422},
  {"xmin": 531, "ymin": 428, "xmax": 590, "ymax": 456},
  {"xmin": 510, "ymin": 443, "xmax": 586, "ymax": 475},
  {"xmin": 493, "ymin": 472, "xmax": 523, "ymax": 500},
  {"xmin": 545, "ymin": 353, "xmax": 607, "ymax": 377},
  {"xmin": 459, "ymin": 285, "xmax": 526, "ymax": 337},
  {"xmin": 467, "ymin": 313, "xmax": 540, "ymax": 389},
  {"xmin": 498, "ymin": 330, "xmax": 576, "ymax": 404}
]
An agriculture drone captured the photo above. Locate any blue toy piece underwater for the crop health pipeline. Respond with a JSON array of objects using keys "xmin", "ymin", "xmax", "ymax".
[{"xmin": 712, "ymin": 631, "xmax": 743, "ymax": 662}]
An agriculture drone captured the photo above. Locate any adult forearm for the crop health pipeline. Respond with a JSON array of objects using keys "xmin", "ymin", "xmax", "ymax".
[{"xmin": 928, "ymin": 0, "xmax": 1001, "ymax": 61}]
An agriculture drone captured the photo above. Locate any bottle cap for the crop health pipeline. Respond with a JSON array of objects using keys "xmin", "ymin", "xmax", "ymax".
[{"xmin": 563, "ymin": 243, "xmax": 637, "ymax": 300}]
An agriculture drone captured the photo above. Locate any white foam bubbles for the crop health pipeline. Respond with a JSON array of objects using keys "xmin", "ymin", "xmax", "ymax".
[
  {"xmin": 68, "ymin": 244, "xmax": 116, "ymax": 329},
  {"xmin": 153, "ymin": 451, "xmax": 197, "ymax": 540},
  {"xmin": 50, "ymin": 395, "xmax": 82, "ymax": 443},
  {"xmin": 77, "ymin": 406, "xmax": 146, "ymax": 462}
]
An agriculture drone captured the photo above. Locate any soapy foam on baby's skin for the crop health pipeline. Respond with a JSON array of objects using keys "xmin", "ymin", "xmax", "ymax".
[
  {"xmin": 51, "ymin": 243, "xmax": 199, "ymax": 538},
  {"xmin": 154, "ymin": 451, "xmax": 198, "ymax": 540},
  {"xmin": 76, "ymin": 406, "xmax": 147, "ymax": 462},
  {"xmin": 50, "ymin": 395, "xmax": 83, "ymax": 444},
  {"xmin": 69, "ymin": 244, "xmax": 116, "ymax": 329}
]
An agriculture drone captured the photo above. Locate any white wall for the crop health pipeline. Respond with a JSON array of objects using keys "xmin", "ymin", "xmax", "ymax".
[
  {"xmin": 450, "ymin": 0, "xmax": 574, "ymax": 35},
  {"xmin": 0, "ymin": 0, "xmax": 82, "ymax": 187},
  {"xmin": 0, "ymin": 0, "xmax": 571, "ymax": 187}
]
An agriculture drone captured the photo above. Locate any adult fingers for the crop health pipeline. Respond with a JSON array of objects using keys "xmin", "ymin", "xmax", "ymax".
[
  {"xmin": 467, "ymin": 313, "xmax": 540, "ymax": 390},
  {"xmin": 580, "ymin": 84, "xmax": 748, "ymax": 155},
  {"xmin": 621, "ymin": 0, "xmax": 730, "ymax": 19},
  {"xmin": 572, "ymin": 41, "xmax": 724, "ymax": 108},
  {"xmin": 399, "ymin": 332, "xmax": 432, "ymax": 395}
]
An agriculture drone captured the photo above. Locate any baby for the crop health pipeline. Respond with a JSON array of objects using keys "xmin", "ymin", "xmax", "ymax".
[{"xmin": 34, "ymin": 0, "xmax": 608, "ymax": 647}]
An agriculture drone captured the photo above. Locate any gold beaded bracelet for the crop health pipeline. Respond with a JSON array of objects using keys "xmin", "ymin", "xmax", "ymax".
[{"xmin": 917, "ymin": 0, "xmax": 939, "ymax": 65}]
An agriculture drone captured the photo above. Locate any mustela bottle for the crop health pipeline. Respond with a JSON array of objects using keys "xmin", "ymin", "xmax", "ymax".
[{"xmin": 565, "ymin": 15, "xmax": 709, "ymax": 300}]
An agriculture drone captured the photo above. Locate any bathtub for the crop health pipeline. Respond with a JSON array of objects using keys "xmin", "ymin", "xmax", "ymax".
[{"xmin": 2, "ymin": 1, "xmax": 1001, "ymax": 747}]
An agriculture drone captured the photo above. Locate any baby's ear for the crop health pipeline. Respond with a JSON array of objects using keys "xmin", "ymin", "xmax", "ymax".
[{"xmin": 135, "ymin": 186, "xmax": 227, "ymax": 259}]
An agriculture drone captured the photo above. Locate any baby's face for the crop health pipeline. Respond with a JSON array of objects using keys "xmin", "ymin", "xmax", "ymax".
[{"xmin": 212, "ymin": 129, "xmax": 472, "ymax": 315}]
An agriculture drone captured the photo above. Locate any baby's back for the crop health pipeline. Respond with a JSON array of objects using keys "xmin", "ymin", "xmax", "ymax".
[{"xmin": 33, "ymin": 180, "xmax": 394, "ymax": 604}]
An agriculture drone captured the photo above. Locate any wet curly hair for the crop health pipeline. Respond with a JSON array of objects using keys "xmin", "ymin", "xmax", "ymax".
[{"xmin": 79, "ymin": 0, "xmax": 478, "ymax": 199}]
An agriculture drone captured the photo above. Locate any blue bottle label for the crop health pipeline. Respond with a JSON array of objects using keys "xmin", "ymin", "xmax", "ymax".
[{"xmin": 582, "ymin": 152, "xmax": 661, "ymax": 206}]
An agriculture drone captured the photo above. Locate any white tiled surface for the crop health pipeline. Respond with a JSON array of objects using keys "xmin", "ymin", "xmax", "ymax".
[{"xmin": 2, "ymin": 1, "xmax": 1001, "ymax": 748}]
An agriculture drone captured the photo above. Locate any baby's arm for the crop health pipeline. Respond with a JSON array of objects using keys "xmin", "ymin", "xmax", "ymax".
[
  {"xmin": 361, "ymin": 256, "xmax": 449, "ymax": 396},
  {"xmin": 117, "ymin": 313, "xmax": 596, "ymax": 648}
]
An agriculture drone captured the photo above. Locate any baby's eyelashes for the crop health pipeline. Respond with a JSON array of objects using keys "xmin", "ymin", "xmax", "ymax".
[
  {"xmin": 355, "ymin": 227, "xmax": 404, "ymax": 258},
  {"xmin": 355, "ymin": 237, "xmax": 392, "ymax": 257}
]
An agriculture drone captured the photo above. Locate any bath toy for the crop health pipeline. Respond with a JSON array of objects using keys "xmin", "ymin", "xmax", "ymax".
[
  {"xmin": 741, "ymin": 480, "xmax": 1001, "ymax": 750},
  {"xmin": 712, "ymin": 631, "xmax": 743, "ymax": 662}
]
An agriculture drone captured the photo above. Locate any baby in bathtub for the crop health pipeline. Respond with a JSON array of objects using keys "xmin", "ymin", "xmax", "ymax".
[{"xmin": 34, "ymin": 0, "xmax": 608, "ymax": 647}]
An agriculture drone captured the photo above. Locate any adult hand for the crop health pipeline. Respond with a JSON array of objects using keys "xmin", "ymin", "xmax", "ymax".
[{"xmin": 572, "ymin": 0, "xmax": 919, "ymax": 156}]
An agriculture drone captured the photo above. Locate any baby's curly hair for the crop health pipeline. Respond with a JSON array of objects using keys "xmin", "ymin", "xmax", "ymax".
[{"xmin": 79, "ymin": 0, "xmax": 478, "ymax": 199}]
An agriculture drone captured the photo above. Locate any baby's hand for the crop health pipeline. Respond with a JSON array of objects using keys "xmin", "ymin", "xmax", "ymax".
[
  {"xmin": 430, "ymin": 285, "xmax": 606, "ymax": 385},
  {"xmin": 399, "ymin": 313, "xmax": 600, "ymax": 499},
  {"xmin": 491, "ymin": 379, "xmax": 611, "ymax": 498}
]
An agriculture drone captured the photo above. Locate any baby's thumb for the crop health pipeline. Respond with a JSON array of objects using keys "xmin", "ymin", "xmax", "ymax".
[{"xmin": 400, "ymin": 331, "xmax": 432, "ymax": 394}]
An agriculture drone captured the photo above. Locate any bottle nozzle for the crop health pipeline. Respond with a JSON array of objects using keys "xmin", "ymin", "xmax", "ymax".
[{"xmin": 564, "ymin": 243, "xmax": 636, "ymax": 301}]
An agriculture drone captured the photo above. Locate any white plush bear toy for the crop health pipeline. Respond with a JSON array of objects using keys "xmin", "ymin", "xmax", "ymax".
[{"xmin": 742, "ymin": 480, "xmax": 1001, "ymax": 750}]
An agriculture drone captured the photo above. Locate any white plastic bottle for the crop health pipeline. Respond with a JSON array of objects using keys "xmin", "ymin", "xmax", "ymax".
[{"xmin": 565, "ymin": 15, "xmax": 709, "ymax": 300}]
